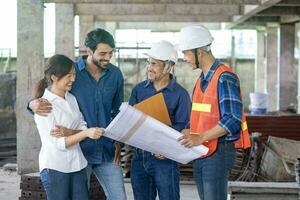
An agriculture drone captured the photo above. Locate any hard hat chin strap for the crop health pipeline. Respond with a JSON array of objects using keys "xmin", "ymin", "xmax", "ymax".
[{"xmin": 194, "ymin": 48, "xmax": 200, "ymax": 69}]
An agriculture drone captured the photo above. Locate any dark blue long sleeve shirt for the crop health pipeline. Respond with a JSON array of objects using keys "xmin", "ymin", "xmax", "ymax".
[
  {"xmin": 129, "ymin": 74, "xmax": 191, "ymax": 132},
  {"xmin": 71, "ymin": 56, "xmax": 124, "ymax": 164}
]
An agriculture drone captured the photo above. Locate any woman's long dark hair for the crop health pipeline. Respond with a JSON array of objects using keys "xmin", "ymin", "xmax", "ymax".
[{"xmin": 34, "ymin": 54, "xmax": 74, "ymax": 99}]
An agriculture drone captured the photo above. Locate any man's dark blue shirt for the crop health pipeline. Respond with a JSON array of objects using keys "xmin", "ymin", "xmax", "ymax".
[
  {"xmin": 129, "ymin": 74, "xmax": 191, "ymax": 132},
  {"xmin": 71, "ymin": 56, "xmax": 124, "ymax": 164}
]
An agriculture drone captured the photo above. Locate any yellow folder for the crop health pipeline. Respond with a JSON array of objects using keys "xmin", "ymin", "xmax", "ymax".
[{"xmin": 133, "ymin": 93, "xmax": 172, "ymax": 126}]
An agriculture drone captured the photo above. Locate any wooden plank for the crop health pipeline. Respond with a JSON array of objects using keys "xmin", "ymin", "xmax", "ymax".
[
  {"xmin": 229, "ymin": 182, "xmax": 299, "ymax": 199},
  {"xmin": 48, "ymin": 0, "xmax": 259, "ymax": 4},
  {"xmin": 229, "ymin": 181, "xmax": 299, "ymax": 188},
  {"xmin": 230, "ymin": 194, "xmax": 299, "ymax": 200}
]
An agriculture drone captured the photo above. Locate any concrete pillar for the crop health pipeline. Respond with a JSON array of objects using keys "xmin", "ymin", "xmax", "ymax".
[
  {"xmin": 255, "ymin": 28, "xmax": 266, "ymax": 93},
  {"xmin": 266, "ymin": 25, "xmax": 279, "ymax": 111},
  {"xmin": 90, "ymin": 21, "xmax": 117, "ymax": 64},
  {"xmin": 55, "ymin": 3, "xmax": 74, "ymax": 59},
  {"xmin": 105, "ymin": 22, "xmax": 117, "ymax": 65},
  {"xmin": 297, "ymin": 23, "xmax": 300, "ymax": 114},
  {"xmin": 17, "ymin": 0, "xmax": 44, "ymax": 174},
  {"xmin": 279, "ymin": 23, "xmax": 296, "ymax": 110},
  {"xmin": 93, "ymin": 21, "xmax": 106, "ymax": 29},
  {"xmin": 79, "ymin": 15, "xmax": 94, "ymax": 52},
  {"xmin": 230, "ymin": 35, "xmax": 236, "ymax": 72}
]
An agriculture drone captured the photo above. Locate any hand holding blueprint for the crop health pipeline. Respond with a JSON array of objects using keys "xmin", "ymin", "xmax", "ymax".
[{"xmin": 104, "ymin": 103, "xmax": 208, "ymax": 164}]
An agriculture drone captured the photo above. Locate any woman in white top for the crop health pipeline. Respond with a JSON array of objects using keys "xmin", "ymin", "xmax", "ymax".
[{"xmin": 34, "ymin": 54, "xmax": 103, "ymax": 200}]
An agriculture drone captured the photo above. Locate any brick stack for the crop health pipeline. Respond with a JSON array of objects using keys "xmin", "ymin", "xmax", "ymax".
[
  {"xmin": 19, "ymin": 173, "xmax": 46, "ymax": 200},
  {"xmin": 19, "ymin": 172, "xmax": 106, "ymax": 200}
]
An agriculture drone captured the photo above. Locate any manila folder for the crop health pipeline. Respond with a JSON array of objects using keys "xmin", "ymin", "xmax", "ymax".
[{"xmin": 133, "ymin": 93, "xmax": 171, "ymax": 126}]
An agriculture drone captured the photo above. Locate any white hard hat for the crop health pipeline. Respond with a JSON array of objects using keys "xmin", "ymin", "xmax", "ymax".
[
  {"xmin": 177, "ymin": 24, "xmax": 214, "ymax": 51},
  {"xmin": 145, "ymin": 40, "xmax": 178, "ymax": 64}
]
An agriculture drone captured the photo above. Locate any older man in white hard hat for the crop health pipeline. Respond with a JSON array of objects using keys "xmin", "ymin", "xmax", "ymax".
[
  {"xmin": 129, "ymin": 40, "xmax": 191, "ymax": 200},
  {"xmin": 177, "ymin": 25, "xmax": 251, "ymax": 200}
]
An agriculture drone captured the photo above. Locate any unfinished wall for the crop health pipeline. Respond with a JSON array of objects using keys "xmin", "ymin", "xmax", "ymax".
[{"xmin": 0, "ymin": 72, "xmax": 16, "ymax": 139}]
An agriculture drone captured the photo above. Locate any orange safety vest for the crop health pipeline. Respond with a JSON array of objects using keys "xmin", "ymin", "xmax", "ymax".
[{"xmin": 190, "ymin": 64, "xmax": 251, "ymax": 158}]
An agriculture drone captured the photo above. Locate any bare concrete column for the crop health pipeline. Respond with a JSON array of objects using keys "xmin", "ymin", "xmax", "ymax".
[
  {"xmin": 55, "ymin": 3, "xmax": 74, "ymax": 59},
  {"xmin": 90, "ymin": 21, "xmax": 117, "ymax": 64},
  {"xmin": 297, "ymin": 23, "xmax": 300, "ymax": 113},
  {"xmin": 266, "ymin": 25, "xmax": 279, "ymax": 111},
  {"xmin": 94, "ymin": 21, "xmax": 106, "ymax": 29},
  {"xmin": 279, "ymin": 23, "xmax": 296, "ymax": 110},
  {"xmin": 79, "ymin": 15, "xmax": 94, "ymax": 51},
  {"xmin": 105, "ymin": 22, "xmax": 117, "ymax": 64},
  {"xmin": 255, "ymin": 28, "xmax": 266, "ymax": 93},
  {"xmin": 17, "ymin": 0, "xmax": 44, "ymax": 174}
]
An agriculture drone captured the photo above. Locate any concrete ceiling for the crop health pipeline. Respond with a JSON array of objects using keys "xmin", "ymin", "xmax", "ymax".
[{"xmin": 45, "ymin": 0, "xmax": 300, "ymax": 27}]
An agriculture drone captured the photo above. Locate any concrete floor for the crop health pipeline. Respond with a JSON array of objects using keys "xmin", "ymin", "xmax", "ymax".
[{"xmin": 0, "ymin": 168, "xmax": 200, "ymax": 200}]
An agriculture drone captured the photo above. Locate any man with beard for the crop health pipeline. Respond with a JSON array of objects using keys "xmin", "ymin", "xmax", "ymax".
[
  {"xmin": 128, "ymin": 41, "xmax": 191, "ymax": 200},
  {"xmin": 28, "ymin": 28, "xmax": 126, "ymax": 200}
]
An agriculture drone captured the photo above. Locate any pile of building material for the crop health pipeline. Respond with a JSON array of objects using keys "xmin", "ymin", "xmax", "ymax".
[
  {"xmin": 259, "ymin": 136, "xmax": 300, "ymax": 182},
  {"xmin": 295, "ymin": 158, "xmax": 300, "ymax": 198},
  {"xmin": 228, "ymin": 136, "xmax": 300, "ymax": 200},
  {"xmin": 19, "ymin": 173, "xmax": 106, "ymax": 200},
  {"xmin": 230, "ymin": 132, "xmax": 262, "ymax": 182}
]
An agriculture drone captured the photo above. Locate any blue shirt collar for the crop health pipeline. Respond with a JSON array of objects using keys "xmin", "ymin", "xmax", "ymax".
[
  {"xmin": 77, "ymin": 56, "xmax": 111, "ymax": 72},
  {"xmin": 144, "ymin": 74, "xmax": 176, "ymax": 91},
  {"xmin": 200, "ymin": 59, "xmax": 221, "ymax": 82}
]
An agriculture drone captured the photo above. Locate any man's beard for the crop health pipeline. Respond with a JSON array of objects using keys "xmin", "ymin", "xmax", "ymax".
[
  {"xmin": 92, "ymin": 57, "xmax": 109, "ymax": 70},
  {"xmin": 147, "ymin": 71, "xmax": 166, "ymax": 82}
]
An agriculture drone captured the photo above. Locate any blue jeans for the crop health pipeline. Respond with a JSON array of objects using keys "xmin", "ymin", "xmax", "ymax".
[
  {"xmin": 40, "ymin": 168, "xmax": 89, "ymax": 200},
  {"xmin": 86, "ymin": 162, "xmax": 126, "ymax": 200},
  {"xmin": 131, "ymin": 149, "xmax": 180, "ymax": 200},
  {"xmin": 193, "ymin": 142, "xmax": 236, "ymax": 200}
]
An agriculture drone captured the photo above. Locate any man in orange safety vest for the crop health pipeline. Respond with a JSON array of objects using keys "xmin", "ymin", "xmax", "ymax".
[{"xmin": 177, "ymin": 24, "xmax": 251, "ymax": 200}]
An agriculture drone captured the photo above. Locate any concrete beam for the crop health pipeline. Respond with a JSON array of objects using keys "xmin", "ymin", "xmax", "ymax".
[
  {"xmin": 75, "ymin": 4, "xmax": 240, "ymax": 16},
  {"xmin": 55, "ymin": 3, "xmax": 75, "ymax": 59},
  {"xmin": 226, "ymin": 0, "xmax": 281, "ymax": 28},
  {"xmin": 246, "ymin": 16, "xmax": 280, "ymax": 22},
  {"xmin": 224, "ymin": 16, "xmax": 279, "ymax": 29},
  {"xmin": 277, "ymin": 0, "xmax": 300, "ymax": 6},
  {"xmin": 94, "ymin": 15, "xmax": 232, "ymax": 22},
  {"xmin": 48, "ymin": 0, "xmax": 259, "ymax": 4},
  {"xmin": 17, "ymin": 0, "xmax": 44, "ymax": 174},
  {"xmin": 257, "ymin": 6, "xmax": 300, "ymax": 16},
  {"xmin": 115, "ymin": 22, "xmax": 221, "ymax": 31},
  {"xmin": 280, "ymin": 15, "xmax": 300, "ymax": 23},
  {"xmin": 279, "ymin": 23, "xmax": 297, "ymax": 110}
]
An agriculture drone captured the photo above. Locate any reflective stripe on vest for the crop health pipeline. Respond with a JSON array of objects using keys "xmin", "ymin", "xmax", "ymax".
[
  {"xmin": 242, "ymin": 121, "xmax": 248, "ymax": 131},
  {"xmin": 192, "ymin": 103, "xmax": 211, "ymax": 112}
]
